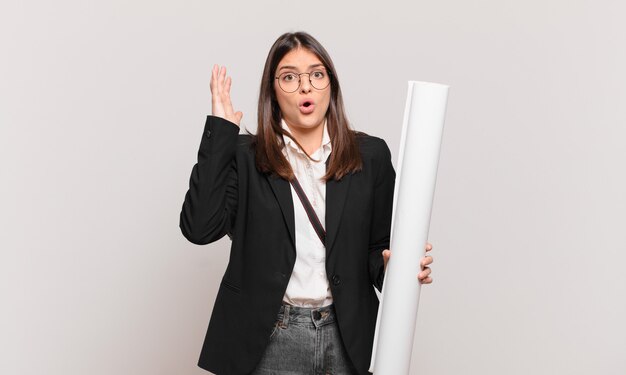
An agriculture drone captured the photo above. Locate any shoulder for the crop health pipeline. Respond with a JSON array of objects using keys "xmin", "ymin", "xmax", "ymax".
[
  {"xmin": 354, "ymin": 131, "xmax": 391, "ymax": 160},
  {"xmin": 354, "ymin": 132, "xmax": 395, "ymax": 182}
]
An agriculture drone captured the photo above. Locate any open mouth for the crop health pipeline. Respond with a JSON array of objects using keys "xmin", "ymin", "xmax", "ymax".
[{"xmin": 299, "ymin": 99, "xmax": 315, "ymax": 114}]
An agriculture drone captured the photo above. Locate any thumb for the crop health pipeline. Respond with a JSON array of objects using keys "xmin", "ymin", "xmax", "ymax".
[
  {"xmin": 234, "ymin": 111, "xmax": 243, "ymax": 125},
  {"xmin": 382, "ymin": 249, "xmax": 391, "ymax": 270}
]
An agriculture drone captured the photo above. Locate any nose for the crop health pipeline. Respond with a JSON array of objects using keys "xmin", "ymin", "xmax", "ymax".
[{"xmin": 299, "ymin": 73, "xmax": 312, "ymax": 93}]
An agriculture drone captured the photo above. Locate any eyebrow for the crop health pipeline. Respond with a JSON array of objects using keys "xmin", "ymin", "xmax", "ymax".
[{"xmin": 278, "ymin": 63, "xmax": 325, "ymax": 71}]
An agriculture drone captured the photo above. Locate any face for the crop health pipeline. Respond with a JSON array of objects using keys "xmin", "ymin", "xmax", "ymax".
[{"xmin": 274, "ymin": 47, "xmax": 331, "ymax": 133}]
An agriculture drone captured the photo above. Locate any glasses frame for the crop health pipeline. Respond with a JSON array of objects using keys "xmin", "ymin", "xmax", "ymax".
[{"xmin": 274, "ymin": 69, "xmax": 331, "ymax": 93}]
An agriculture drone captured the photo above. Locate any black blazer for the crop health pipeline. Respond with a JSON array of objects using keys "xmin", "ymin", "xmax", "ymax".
[{"xmin": 180, "ymin": 116, "xmax": 395, "ymax": 375}]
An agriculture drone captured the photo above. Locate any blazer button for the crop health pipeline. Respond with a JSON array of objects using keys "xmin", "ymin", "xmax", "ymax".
[
  {"xmin": 205, "ymin": 129, "xmax": 212, "ymax": 138},
  {"xmin": 332, "ymin": 274, "xmax": 341, "ymax": 286}
]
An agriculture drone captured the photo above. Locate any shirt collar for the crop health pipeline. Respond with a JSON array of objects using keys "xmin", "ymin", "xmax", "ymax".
[{"xmin": 281, "ymin": 119, "xmax": 332, "ymax": 159}]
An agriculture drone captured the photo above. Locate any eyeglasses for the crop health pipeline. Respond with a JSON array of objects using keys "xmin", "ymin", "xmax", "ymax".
[{"xmin": 275, "ymin": 70, "xmax": 331, "ymax": 93}]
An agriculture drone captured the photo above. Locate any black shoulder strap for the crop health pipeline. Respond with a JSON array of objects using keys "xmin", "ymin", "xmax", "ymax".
[{"xmin": 289, "ymin": 176, "xmax": 326, "ymax": 246}]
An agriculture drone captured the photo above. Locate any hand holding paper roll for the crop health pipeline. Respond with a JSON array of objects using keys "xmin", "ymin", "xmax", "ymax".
[{"xmin": 382, "ymin": 243, "xmax": 434, "ymax": 284}]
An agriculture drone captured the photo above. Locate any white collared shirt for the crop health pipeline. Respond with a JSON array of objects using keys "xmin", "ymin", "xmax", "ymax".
[{"xmin": 280, "ymin": 119, "xmax": 333, "ymax": 307}]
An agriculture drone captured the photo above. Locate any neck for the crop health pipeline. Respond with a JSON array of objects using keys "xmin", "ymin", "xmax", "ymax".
[{"xmin": 286, "ymin": 122, "xmax": 325, "ymax": 155}]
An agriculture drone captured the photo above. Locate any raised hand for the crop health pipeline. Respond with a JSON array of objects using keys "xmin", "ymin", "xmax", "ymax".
[{"xmin": 210, "ymin": 65, "xmax": 243, "ymax": 126}]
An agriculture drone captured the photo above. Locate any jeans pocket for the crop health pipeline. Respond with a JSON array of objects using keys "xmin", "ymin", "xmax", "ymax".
[{"xmin": 269, "ymin": 320, "xmax": 282, "ymax": 340}]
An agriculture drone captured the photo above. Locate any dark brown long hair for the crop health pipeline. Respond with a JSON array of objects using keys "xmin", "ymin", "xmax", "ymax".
[{"xmin": 254, "ymin": 31, "xmax": 362, "ymax": 181}]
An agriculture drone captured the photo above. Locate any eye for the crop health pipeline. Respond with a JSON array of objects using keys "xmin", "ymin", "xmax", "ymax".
[
  {"xmin": 281, "ymin": 73, "xmax": 298, "ymax": 82},
  {"xmin": 311, "ymin": 70, "xmax": 326, "ymax": 79}
]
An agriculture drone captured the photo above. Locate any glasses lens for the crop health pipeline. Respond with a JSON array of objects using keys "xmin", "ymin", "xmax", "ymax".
[
  {"xmin": 310, "ymin": 70, "xmax": 330, "ymax": 90},
  {"xmin": 278, "ymin": 72, "xmax": 300, "ymax": 93}
]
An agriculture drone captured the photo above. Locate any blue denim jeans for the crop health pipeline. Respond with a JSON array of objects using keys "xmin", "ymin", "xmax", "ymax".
[{"xmin": 251, "ymin": 304, "xmax": 358, "ymax": 375}]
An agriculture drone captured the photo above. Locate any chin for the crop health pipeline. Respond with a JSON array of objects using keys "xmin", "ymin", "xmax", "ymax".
[
  {"xmin": 301, "ymin": 116, "xmax": 324, "ymax": 128},
  {"xmin": 284, "ymin": 115, "xmax": 322, "ymax": 130}
]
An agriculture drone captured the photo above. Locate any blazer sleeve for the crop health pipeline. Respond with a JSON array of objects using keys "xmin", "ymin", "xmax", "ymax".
[
  {"xmin": 179, "ymin": 115, "xmax": 240, "ymax": 245},
  {"xmin": 368, "ymin": 139, "xmax": 396, "ymax": 291}
]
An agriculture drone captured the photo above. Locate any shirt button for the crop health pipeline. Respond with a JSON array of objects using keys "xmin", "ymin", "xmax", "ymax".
[
  {"xmin": 332, "ymin": 274, "xmax": 341, "ymax": 286},
  {"xmin": 313, "ymin": 310, "xmax": 322, "ymax": 320},
  {"xmin": 205, "ymin": 130, "xmax": 212, "ymax": 138}
]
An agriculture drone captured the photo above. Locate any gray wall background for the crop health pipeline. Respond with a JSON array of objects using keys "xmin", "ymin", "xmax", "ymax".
[{"xmin": 1, "ymin": 0, "xmax": 625, "ymax": 374}]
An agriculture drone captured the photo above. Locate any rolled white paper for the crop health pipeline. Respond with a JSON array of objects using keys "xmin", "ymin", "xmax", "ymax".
[{"xmin": 370, "ymin": 81, "xmax": 449, "ymax": 374}]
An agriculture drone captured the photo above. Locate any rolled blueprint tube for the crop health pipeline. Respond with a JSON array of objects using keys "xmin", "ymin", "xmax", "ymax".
[{"xmin": 370, "ymin": 81, "xmax": 449, "ymax": 374}]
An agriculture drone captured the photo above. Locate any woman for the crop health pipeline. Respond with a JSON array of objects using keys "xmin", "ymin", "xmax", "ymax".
[{"xmin": 180, "ymin": 31, "xmax": 433, "ymax": 375}]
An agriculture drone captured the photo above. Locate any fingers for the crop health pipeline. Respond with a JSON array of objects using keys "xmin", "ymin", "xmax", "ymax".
[
  {"xmin": 235, "ymin": 111, "xmax": 243, "ymax": 123},
  {"xmin": 420, "ymin": 254, "xmax": 433, "ymax": 268},
  {"xmin": 217, "ymin": 65, "xmax": 226, "ymax": 92},
  {"xmin": 217, "ymin": 66, "xmax": 227, "ymax": 113},
  {"xmin": 210, "ymin": 65, "xmax": 225, "ymax": 117},
  {"xmin": 223, "ymin": 75, "xmax": 235, "ymax": 118},
  {"xmin": 418, "ymin": 267, "xmax": 432, "ymax": 284},
  {"xmin": 210, "ymin": 64, "xmax": 218, "ymax": 109},
  {"xmin": 421, "ymin": 242, "xmax": 433, "ymax": 284},
  {"xmin": 382, "ymin": 247, "xmax": 434, "ymax": 284},
  {"xmin": 421, "ymin": 242, "xmax": 433, "ymax": 268},
  {"xmin": 224, "ymin": 74, "xmax": 232, "ymax": 94},
  {"xmin": 419, "ymin": 276, "xmax": 433, "ymax": 284},
  {"xmin": 210, "ymin": 65, "xmax": 242, "ymax": 126}
]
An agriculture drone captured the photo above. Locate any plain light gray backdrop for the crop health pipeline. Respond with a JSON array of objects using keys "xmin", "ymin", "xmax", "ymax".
[{"xmin": 1, "ymin": 0, "xmax": 625, "ymax": 374}]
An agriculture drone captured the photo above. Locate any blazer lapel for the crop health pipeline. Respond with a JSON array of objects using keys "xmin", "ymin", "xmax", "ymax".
[
  {"xmin": 325, "ymin": 173, "xmax": 351, "ymax": 255},
  {"xmin": 266, "ymin": 174, "xmax": 296, "ymax": 247}
]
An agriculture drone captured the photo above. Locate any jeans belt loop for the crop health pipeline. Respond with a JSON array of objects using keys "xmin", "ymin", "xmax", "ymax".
[{"xmin": 282, "ymin": 305, "xmax": 290, "ymax": 328}]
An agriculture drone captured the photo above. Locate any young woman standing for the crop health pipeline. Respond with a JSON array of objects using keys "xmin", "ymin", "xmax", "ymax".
[{"xmin": 180, "ymin": 32, "xmax": 433, "ymax": 375}]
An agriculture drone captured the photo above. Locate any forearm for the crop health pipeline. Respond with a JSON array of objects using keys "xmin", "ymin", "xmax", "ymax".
[{"xmin": 179, "ymin": 115, "xmax": 240, "ymax": 245}]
